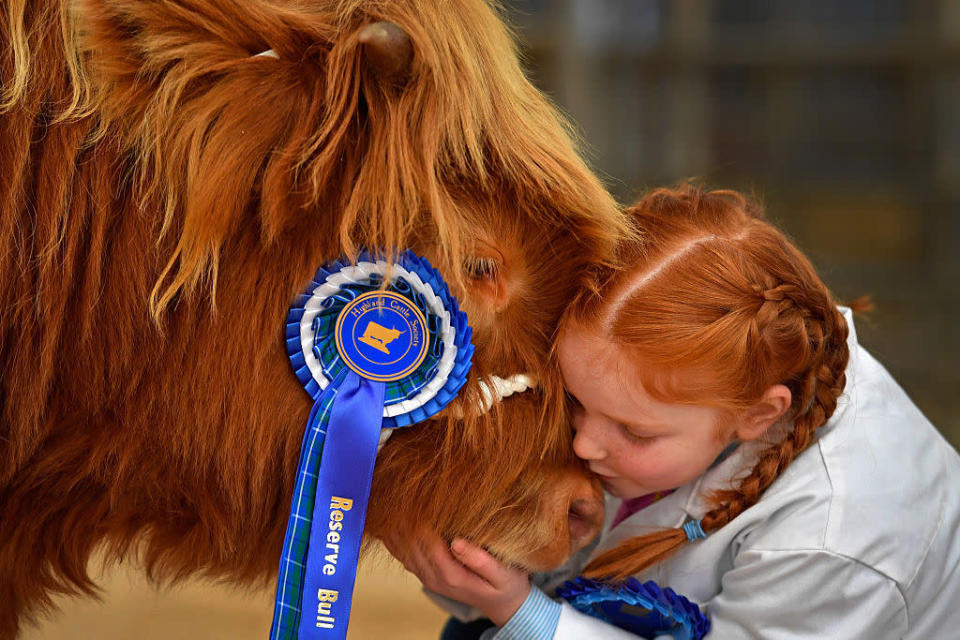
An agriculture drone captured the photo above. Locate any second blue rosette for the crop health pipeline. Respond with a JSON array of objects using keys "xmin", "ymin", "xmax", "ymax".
[{"xmin": 557, "ymin": 576, "xmax": 711, "ymax": 640}]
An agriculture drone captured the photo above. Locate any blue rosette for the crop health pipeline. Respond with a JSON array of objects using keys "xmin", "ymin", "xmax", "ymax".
[
  {"xmin": 271, "ymin": 250, "xmax": 474, "ymax": 640},
  {"xmin": 285, "ymin": 250, "xmax": 474, "ymax": 428},
  {"xmin": 557, "ymin": 577, "xmax": 711, "ymax": 640}
]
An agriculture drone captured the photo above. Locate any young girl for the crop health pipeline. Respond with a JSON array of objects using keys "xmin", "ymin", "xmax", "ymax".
[{"xmin": 387, "ymin": 185, "xmax": 960, "ymax": 639}]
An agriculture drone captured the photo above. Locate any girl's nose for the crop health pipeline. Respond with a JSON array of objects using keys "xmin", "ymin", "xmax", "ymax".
[{"xmin": 572, "ymin": 420, "xmax": 606, "ymax": 462}]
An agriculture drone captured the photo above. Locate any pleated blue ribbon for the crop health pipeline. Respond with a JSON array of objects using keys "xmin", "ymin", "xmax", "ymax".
[{"xmin": 270, "ymin": 251, "xmax": 473, "ymax": 640}]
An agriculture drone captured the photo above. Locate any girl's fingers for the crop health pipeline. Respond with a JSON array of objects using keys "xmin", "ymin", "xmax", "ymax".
[
  {"xmin": 425, "ymin": 535, "xmax": 490, "ymax": 590},
  {"xmin": 450, "ymin": 538, "xmax": 507, "ymax": 586},
  {"xmin": 386, "ymin": 531, "xmax": 530, "ymax": 625},
  {"xmin": 400, "ymin": 532, "xmax": 480, "ymax": 593},
  {"xmin": 384, "ymin": 531, "xmax": 506, "ymax": 596}
]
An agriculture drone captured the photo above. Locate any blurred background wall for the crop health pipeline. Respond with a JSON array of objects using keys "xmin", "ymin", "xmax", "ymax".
[
  {"xmin": 507, "ymin": 0, "xmax": 960, "ymax": 445},
  {"xmin": 27, "ymin": 1, "xmax": 960, "ymax": 638}
]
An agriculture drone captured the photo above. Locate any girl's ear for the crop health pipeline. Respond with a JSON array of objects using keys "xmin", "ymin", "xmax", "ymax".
[{"xmin": 735, "ymin": 384, "xmax": 792, "ymax": 441}]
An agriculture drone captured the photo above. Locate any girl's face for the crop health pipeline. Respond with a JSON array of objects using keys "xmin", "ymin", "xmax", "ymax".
[{"xmin": 558, "ymin": 326, "xmax": 735, "ymax": 500}]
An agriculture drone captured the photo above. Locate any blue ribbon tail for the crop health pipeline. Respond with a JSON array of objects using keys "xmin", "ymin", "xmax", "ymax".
[
  {"xmin": 271, "ymin": 375, "xmax": 342, "ymax": 640},
  {"xmin": 297, "ymin": 371, "xmax": 385, "ymax": 639}
]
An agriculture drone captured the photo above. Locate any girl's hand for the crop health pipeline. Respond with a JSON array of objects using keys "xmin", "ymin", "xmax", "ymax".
[{"xmin": 384, "ymin": 531, "xmax": 531, "ymax": 626}]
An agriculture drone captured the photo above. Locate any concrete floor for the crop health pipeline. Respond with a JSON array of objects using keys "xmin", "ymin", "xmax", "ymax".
[{"xmin": 22, "ymin": 553, "xmax": 446, "ymax": 640}]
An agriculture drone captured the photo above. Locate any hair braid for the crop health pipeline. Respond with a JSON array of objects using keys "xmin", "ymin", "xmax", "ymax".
[{"xmin": 703, "ymin": 285, "xmax": 849, "ymax": 530}]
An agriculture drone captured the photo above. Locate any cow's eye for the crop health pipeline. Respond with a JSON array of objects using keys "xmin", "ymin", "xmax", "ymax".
[{"xmin": 464, "ymin": 256, "xmax": 499, "ymax": 281}]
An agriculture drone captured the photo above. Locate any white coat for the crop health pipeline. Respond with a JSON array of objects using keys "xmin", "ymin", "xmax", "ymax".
[{"xmin": 436, "ymin": 308, "xmax": 960, "ymax": 639}]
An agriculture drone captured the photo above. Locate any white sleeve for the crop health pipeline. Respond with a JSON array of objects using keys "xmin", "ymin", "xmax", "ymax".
[{"xmin": 706, "ymin": 549, "xmax": 908, "ymax": 639}]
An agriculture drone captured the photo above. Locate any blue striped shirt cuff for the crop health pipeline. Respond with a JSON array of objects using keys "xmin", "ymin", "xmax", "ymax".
[{"xmin": 491, "ymin": 586, "xmax": 561, "ymax": 640}]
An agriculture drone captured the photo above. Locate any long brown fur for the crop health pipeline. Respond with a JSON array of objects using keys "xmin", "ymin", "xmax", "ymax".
[{"xmin": 0, "ymin": 1, "xmax": 629, "ymax": 636}]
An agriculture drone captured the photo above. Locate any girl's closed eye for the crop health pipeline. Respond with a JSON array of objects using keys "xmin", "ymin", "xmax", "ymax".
[{"xmin": 618, "ymin": 423, "xmax": 658, "ymax": 444}]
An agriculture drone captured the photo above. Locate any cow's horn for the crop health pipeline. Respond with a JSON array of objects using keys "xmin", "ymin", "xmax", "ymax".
[{"xmin": 358, "ymin": 21, "xmax": 413, "ymax": 83}]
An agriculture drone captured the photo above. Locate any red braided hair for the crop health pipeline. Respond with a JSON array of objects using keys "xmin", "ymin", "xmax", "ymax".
[{"xmin": 569, "ymin": 184, "xmax": 862, "ymax": 581}]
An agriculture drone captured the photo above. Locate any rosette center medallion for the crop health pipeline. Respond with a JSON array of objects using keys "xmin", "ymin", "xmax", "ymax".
[{"xmin": 335, "ymin": 291, "xmax": 428, "ymax": 381}]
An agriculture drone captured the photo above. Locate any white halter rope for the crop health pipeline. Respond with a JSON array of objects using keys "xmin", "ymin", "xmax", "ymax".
[
  {"xmin": 377, "ymin": 373, "xmax": 537, "ymax": 450},
  {"xmin": 477, "ymin": 373, "xmax": 536, "ymax": 413}
]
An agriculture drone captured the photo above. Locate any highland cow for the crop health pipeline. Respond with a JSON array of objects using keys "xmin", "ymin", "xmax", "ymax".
[{"xmin": 0, "ymin": 1, "xmax": 628, "ymax": 636}]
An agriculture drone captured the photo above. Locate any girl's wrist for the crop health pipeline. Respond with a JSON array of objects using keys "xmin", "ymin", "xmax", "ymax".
[{"xmin": 487, "ymin": 582, "xmax": 532, "ymax": 627}]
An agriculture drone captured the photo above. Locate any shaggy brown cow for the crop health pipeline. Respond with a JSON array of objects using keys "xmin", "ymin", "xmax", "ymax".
[{"xmin": 0, "ymin": 0, "xmax": 628, "ymax": 636}]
